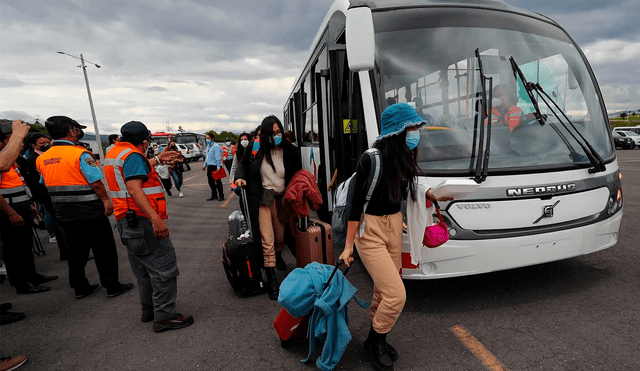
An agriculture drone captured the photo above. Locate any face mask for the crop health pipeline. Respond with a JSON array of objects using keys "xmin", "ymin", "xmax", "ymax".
[
  {"xmin": 273, "ymin": 134, "xmax": 283, "ymax": 146},
  {"xmin": 240, "ymin": 140, "xmax": 249, "ymax": 147},
  {"xmin": 252, "ymin": 140, "xmax": 260, "ymax": 152},
  {"xmin": 74, "ymin": 129, "xmax": 84, "ymax": 141},
  {"xmin": 206, "ymin": 139, "xmax": 212, "ymax": 145},
  {"xmin": 406, "ymin": 130, "xmax": 421, "ymax": 150},
  {"xmin": 226, "ymin": 141, "xmax": 231, "ymax": 146},
  {"xmin": 39, "ymin": 144, "xmax": 51, "ymax": 152}
]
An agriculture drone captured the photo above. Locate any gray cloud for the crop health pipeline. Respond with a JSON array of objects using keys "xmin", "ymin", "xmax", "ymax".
[{"xmin": 1, "ymin": 0, "xmax": 638, "ymax": 134}]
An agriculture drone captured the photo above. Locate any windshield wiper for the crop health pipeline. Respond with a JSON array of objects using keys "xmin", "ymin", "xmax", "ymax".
[
  {"xmin": 528, "ymin": 82, "xmax": 606, "ymax": 173},
  {"xmin": 474, "ymin": 49, "xmax": 493, "ymax": 183},
  {"xmin": 509, "ymin": 57, "xmax": 606, "ymax": 174}
]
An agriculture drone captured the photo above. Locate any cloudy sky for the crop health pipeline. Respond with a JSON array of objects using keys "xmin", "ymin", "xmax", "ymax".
[{"xmin": 1, "ymin": 0, "xmax": 639, "ymax": 135}]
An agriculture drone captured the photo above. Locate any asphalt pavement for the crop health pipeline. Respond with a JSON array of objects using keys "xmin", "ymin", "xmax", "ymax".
[{"xmin": 2, "ymin": 152, "xmax": 640, "ymax": 370}]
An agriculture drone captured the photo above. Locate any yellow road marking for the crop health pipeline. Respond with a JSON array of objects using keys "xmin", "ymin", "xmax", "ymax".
[
  {"xmin": 450, "ymin": 325, "xmax": 509, "ymax": 371},
  {"xmin": 221, "ymin": 193, "xmax": 234, "ymax": 208}
]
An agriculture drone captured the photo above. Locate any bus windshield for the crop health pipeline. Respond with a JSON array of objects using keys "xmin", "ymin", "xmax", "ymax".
[{"xmin": 372, "ymin": 7, "xmax": 613, "ymax": 174}]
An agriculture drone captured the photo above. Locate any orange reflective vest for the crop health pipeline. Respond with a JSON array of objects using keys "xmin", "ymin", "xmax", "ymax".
[
  {"xmin": 104, "ymin": 142, "xmax": 167, "ymax": 220},
  {"xmin": 0, "ymin": 165, "xmax": 29, "ymax": 204},
  {"xmin": 490, "ymin": 106, "xmax": 523, "ymax": 132},
  {"xmin": 36, "ymin": 144, "xmax": 100, "ymax": 205},
  {"xmin": 231, "ymin": 144, "xmax": 237, "ymax": 158},
  {"xmin": 222, "ymin": 145, "xmax": 230, "ymax": 161}
]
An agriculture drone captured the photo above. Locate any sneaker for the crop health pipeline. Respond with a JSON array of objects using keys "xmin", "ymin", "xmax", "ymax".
[
  {"xmin": 0, "ymin": 264, "xmax": 6, "ymax": 276},
  {"xmin": 75, "ymin": 283, "xmax": 101, "ymax": 299},
  {"xmin": 153, "ymin": 313, "xmax": 194, "ymax": 333},
  {"xmin": 179, "ymin": 192, "xmax": 184, "ymax": 198},
  {"xmin": 48, "ymin": 236, "xmax": 57, "ymax": 243},
  {"xmin": 106, "ymin": 283, "xmax": 135, "ymax": 298},
  {"xmin": 0, "ymin": 355, "xmax": 28, "ymax": 371}
]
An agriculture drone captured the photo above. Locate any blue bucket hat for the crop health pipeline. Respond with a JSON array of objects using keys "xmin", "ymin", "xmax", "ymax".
[{"xmin": 377, "ymin": 103, "xmax": 425, "ymax": 140}]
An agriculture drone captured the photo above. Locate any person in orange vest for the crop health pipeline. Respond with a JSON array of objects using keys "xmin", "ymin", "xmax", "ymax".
[
  {"xmin": 0, "ymin": 120, "xmax": 33, "ymax": 371},
  {"xmin": 36, "ymin": 116, "xmax": 134, "ymax": 299},
  {"xmin": 490, "ymin": 84, "xmax": 526, "ymax": 132},
  {"xmin": 105, "ymin": 121, "xmax": 194, "ymax": 332},
  {"xmin": 0, "ymin": 121, "xmax": 57, "ymax": 295},
  {"xmin": 221, "ymin": 137, "xmax": 234, "ymax": 174}
]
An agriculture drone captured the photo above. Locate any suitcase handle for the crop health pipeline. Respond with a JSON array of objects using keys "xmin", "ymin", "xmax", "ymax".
[
  {"xmin": 239, "ymin": 186, "xmax": 253, "ymax": 235},
  {"xmin": 322, "ymin": 260, "xmax": 350, "ymax": 292}
]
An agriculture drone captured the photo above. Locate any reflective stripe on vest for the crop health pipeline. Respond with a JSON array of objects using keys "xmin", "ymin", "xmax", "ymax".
[
  {"xmin": 0, "ymin": 167, "xmax": 30, "ymax": 204},
  {"xmin": 36, "ymin": 144, "xmax": 100, "ymax": 203},
  {"xmin": 105, "ymin": 142, "xmax": 167, "ymax": 220}
]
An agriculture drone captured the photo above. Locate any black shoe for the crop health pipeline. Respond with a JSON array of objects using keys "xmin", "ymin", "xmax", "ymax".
[
  {"xmin": 106, "ymin": 282, "xmax": 135, "ymax": 298},
  {"xmin": 33, "ymin": 274, "xmax": 58, "ymax": 285},
  {"xmin": 364, "ymin": 327, "xmax": 394, "ymax": 371},
  {"xmin": 0, "ymin": 311, "xmax": 25, "ymax": 326},
  {"xmin": 75, "ymin": 283, "xmax": 101, "ymax": 299},
  {"xmin": 153, "ymin": 313, "xmax": 194, "ymax": 332},
  {"xmin": 275, "ymin": 252, "xmax": 287, "ymax": 271},
  {"xmin": 141, "ymin": 312, "xmax": 154, "ymax": 323},
  {"xmin": 16, "ymin": 282, "xmax": 51, "ymax": 294},
  {"xmin": 167, "ymin": 191, "xmax": 172, "ymax": 196},
  {"xmin": 207, "ymin": 197, "xmax": 218, "ymax": 201},
  {"xmin": 265, "ymin": 267, "xmax": 279, "ymax": 301},
  {"xmin": 218, "ymin": 195, "xmax": 225, "ymax": 201},
  {"xmin": 0, "ymin": 303, "xmax": 12, "ymax": 313}
]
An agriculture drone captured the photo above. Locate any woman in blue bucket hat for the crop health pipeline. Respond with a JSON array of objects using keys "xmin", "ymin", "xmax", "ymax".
[{"xmin": 338, "ymin": 103, "xmax": 445, "ymax": 371}]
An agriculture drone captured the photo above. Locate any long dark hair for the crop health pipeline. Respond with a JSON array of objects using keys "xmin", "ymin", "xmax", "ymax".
[
  {"xmin": 259, "ymin": 115, "xmax": 284, "ymax": 172},
  {"xmin": 373, "ymin": 129, "xmax": 419, "ymax": 203}
]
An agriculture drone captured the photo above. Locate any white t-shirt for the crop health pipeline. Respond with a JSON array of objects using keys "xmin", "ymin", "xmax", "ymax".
[
  {"xmin": 260, "ymin": 149, "xmax": 285, "ymax": 193},
  {"xmin": 155, "ymin": 164, "xmax": 170, "ymax": 179}
]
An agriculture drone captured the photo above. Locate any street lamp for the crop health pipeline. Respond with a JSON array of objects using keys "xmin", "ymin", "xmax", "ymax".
[{"xmin": 56, "ymin": 51, "xmax": 104, "ymax": 161}]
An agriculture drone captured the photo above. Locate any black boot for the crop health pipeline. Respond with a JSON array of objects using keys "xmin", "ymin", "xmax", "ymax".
[
  {"xmin": 364, "ymin": 326, "xmax": 395, "ymax": 371},
  {"xmin": 265, "ymin": 267, "xmax": 279, "ymax": 301},
  {"xmin": 275, "ymin": 252, "xmax": 287, "ymax": 271}
]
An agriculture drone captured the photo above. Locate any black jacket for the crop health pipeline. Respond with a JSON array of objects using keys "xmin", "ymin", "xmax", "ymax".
[{"xmin": 235, "ymin": 140, "xmax": 302, "ymax": 241}]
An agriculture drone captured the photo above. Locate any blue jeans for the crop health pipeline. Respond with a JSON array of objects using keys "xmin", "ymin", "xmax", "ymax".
[{"xmin": 171, "ymin": 170, "xmax": 183, "ymax": 191}]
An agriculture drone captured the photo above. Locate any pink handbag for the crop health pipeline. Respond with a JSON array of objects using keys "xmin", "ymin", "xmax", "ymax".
[{"xmin": 422, "ymin": 200, "xmax": 449, "ymax": 248}]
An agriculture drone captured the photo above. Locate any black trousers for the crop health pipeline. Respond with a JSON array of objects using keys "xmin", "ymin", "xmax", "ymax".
[
  {"xmin": 160, "ymin": 178, "xmax": 172, "ymax": 194},
  {"xmin": 0, "ymin": 201, "xmax": 38, "ymax": 288},
  {"xmin": 59, "ymin": 216, "xmax": 120, "ymax": 291},
  {"xmin": 206, "ymin": 165, "xmax": 224, "ymax": 199}
]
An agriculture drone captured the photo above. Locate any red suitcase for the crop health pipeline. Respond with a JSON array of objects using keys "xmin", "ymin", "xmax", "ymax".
[{"xmin": 294, "ymin": 218, "xmax": 333, "ymax": 268}]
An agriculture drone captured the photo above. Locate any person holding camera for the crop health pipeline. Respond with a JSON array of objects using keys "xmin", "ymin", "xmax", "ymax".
[{"xmin": 104, "ymin": 121, "xmax": 193, "ymax": 332}]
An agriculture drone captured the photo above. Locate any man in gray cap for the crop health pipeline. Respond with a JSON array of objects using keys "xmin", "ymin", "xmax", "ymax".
[
  {"xmin": 105, "ymin": 121, "xmax": 193, "ymax": 332},
  {"xmin": 36, "ymin": 116, "xmax": 134, "ymax": 299}
]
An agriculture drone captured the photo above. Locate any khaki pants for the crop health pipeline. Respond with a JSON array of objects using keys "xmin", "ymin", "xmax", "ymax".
[
  {"xmin": 259, "ymin": 201, "xmax": 285, "ymax": 267},
  {"xmin": 355, "ymin": 212, "xmax": 406, "ymax": 334}
]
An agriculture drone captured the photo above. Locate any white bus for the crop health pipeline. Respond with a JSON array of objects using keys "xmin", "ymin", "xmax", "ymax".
[{"xmin": 283, "ymin": 0, "xmax": 623, "ymax": 279}]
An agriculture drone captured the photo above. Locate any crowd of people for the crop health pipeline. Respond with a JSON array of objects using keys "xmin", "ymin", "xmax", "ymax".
[{"xmin": 0, "ymin": 104, "xmax": 444, "ymax": 371}]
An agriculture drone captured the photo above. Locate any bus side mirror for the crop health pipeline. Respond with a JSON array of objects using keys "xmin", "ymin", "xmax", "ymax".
[{"xmin": 346, "ymin": 5, "xmax": 375, "ymax": 72}]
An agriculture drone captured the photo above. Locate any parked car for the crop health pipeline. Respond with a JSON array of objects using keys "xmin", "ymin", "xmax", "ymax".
[
  {"xmin": 184, "ymin": 143, "xmax": 202, "ymax": 161},
  {"xmin": 612, "ymin": 131, "xmax": 634, "ymax": 149},
  {"xmin": 176, "ymin": 144, "xmax": 196, "ymax": 162},
  {"xmin": 617, "ymin": 131, "xmax": 640, "ymax": 148}
]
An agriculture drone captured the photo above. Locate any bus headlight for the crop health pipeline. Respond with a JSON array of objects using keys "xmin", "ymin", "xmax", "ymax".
[{"xmin": 608, "ymin": 188, "xmax": 623, "ymax": 215}]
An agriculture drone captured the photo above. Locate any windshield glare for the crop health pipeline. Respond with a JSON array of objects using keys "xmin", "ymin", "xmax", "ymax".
[{"xmin": 373, "ymin": 9, "xmax": 612, "ymax": 174}]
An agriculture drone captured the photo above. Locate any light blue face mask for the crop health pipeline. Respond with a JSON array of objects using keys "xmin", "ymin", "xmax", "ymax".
[
  {"xmin": 252, "ymin": 140, "xmax": 260, "ymax": 152},
  {"xmin": 406, "ymin": 130, "xmax": 421, "ymax": 150},
  {"xmin": 273, "ymin": 134, "xmax": 283, "ymax": 146},
  {"xmin": 206, "ymin": 139, "xmax": 212, "ymax": 145}
]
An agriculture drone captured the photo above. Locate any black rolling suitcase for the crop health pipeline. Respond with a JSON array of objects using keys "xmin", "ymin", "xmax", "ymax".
[{"xmin": 221, "ymin": 187, "xmax": 263, "ymax": 297}]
